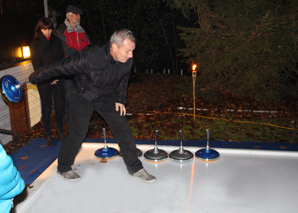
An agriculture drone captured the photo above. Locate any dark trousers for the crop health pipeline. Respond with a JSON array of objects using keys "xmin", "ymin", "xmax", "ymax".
[
  {"xmin": 63, "ymin": 79, "xmax": 75, "ymax": 123},
  {"xmin": 37, "ymin": 81, "xmax": 64, "ymax": 135},
  {"xmin": 57, "ymin": 94, "xmax": 143, "ymax": 174}
]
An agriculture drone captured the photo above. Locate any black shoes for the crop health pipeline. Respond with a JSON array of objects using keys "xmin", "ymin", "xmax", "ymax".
[
  {"xmin": 45, "ymin": 129, "xmax": 64, "ymax": 145},
  {"xmin": 57, "ymin": 129, "xmax": 64, "ymax": 142},
  {"xmin": 46, "ymin": 135, "xmax": 54, "ymax": 146}
]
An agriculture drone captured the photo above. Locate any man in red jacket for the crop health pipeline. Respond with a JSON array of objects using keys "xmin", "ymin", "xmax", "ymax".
[{"xmin": 57, "ymin": 5, "xmax": 90, "ymax": 123}]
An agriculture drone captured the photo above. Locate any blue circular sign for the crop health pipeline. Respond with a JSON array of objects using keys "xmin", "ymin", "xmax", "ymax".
[{"xmin": 0, "ymin": 75, "xmax": 23, "ymax": 103}]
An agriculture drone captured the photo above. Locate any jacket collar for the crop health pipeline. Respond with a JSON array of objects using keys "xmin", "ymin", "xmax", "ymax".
[
  {"xmin": 37, "ymin": 32, "xmax": 55, "ymax": 41},
  {"xmin": 64, "ymin": 18, "xmax": 85, "ymax": 33},
  {"xmin": 104, "ymin": 42, "xmax": 117, "ymax": 64}
]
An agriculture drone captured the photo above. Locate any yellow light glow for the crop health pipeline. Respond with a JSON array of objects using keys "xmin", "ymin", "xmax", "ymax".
[
  {"xmin": 22, "ymin": 46, "xmax": 30, "ymax": 58},
  {"xmin": 192, "ymin": 64, "xmax": 197, "ymax": 71},
  {"xmin": 16, "ymin": 47, "xmax": 23, "ymax": 58}
]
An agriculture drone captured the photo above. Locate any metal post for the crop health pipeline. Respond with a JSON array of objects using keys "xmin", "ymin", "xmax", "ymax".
[{"xmin": 43, "ymin": 0, "xmax": 48, "ymax": 17}]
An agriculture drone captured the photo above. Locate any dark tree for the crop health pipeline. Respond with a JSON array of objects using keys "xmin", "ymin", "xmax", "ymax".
[
  {"xmin": 167, "ymin": 0, "xmax": 298, "ymax": 101},
  {"xmin": 48, "ymin": 0, "xmax": 191, "ymax": 74}
]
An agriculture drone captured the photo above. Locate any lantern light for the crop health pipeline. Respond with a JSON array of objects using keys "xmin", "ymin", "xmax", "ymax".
[{"xmin": 22, "ymin": 46, "xmax": 30, "ymax": 58}]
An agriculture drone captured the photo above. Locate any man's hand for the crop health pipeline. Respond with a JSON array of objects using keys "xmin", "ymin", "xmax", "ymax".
[
  {"xmin": 115, "ymin": 103, "xmax": 126, "ymax": 116},
  {"xmin": 29, "ymin": 73, "xmax": 38, "ymax": 84},
  {"xmin": 50, "ymin": 79, "xmax": 59, "ymax": 85}
]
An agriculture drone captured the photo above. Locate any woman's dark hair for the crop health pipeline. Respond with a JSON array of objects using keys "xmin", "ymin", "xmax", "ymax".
[{"xmin": 33, "ymin": 17, "xmax": 55, "ymax": 39}]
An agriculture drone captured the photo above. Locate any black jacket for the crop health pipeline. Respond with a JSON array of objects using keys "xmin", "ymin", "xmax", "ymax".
[
  {"xmin": 30, "ymin": 32, "xmax": 65, "ymax": 84},
  {"xmin": 30, "ymin": 43, "xmax": 133, "ymax": 104}
]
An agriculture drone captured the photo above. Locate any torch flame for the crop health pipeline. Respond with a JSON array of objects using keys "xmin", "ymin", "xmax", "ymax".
[{"xmin": 192, "ymin": 64, "xmax": 197, "ymax": 71}]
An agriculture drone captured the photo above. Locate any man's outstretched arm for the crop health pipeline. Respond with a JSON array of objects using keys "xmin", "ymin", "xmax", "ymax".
[{"xmin": 29, "ymin": 46, "xmax": 90, "ymax": 84}]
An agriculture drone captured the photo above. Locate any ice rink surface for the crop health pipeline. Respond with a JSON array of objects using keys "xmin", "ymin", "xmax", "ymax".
[{"xmin": 16, "ymin": 143, "xmax": 298, "ymax": 213}]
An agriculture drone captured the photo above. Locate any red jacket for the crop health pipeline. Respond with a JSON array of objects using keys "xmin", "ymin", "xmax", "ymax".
[
  {"xmin": 65, "ymin": 29, "xmax": 89, "ymax": 51},
  {"xmin": 57, "ymin": 19, "xmax": 90, "ymax": 57}
]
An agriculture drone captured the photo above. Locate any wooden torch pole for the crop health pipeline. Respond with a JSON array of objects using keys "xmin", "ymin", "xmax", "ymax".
[{"xmin": 192, "ymin": 64, "xmax": 197, "ymax": 121}]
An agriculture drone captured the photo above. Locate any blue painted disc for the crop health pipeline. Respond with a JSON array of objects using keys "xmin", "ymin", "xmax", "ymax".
[
  {"xmin": 195, "ymin": 148, "xmax": 220, "ymax": 160},
  {"xmin": 94, "ymin": 147, "xmax": 118, "ymax": 159},
  {"xmin": 1, "ymin": 75, "xmax": 23, "ymax": 103}
]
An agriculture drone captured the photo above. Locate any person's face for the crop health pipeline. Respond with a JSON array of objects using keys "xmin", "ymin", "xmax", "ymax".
[
  {"xmin": 69, "ymin": 13, "xmax": 81, "ymax": 26},
  {"xmin": 41, "ymin": 28, "xmax": 52, "ymax": 37},
  {"xmin": 111, "ymin": 39, "xmax": 135, "ymax": 63}
]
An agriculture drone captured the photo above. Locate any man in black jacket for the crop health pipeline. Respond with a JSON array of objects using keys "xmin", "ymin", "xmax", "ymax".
[{"xmin": 30, "ymin": 29, "xmax": 156, "ymax": 182}]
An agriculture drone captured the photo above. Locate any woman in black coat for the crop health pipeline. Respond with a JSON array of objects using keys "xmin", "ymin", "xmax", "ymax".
[{"xmin": 30, "ymin": 17, "xmax": 65, "ymax": 146}]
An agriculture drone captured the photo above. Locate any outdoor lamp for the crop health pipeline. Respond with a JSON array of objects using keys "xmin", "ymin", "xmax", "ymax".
[{"xmin": 22, "ymin": 46, "xmax": 30, "ymax": 58}]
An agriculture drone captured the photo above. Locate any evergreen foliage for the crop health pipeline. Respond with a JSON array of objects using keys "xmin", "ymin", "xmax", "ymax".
[{"xmin": 168, "ymin": 0, "xmax": 298, "ymax": 101}]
